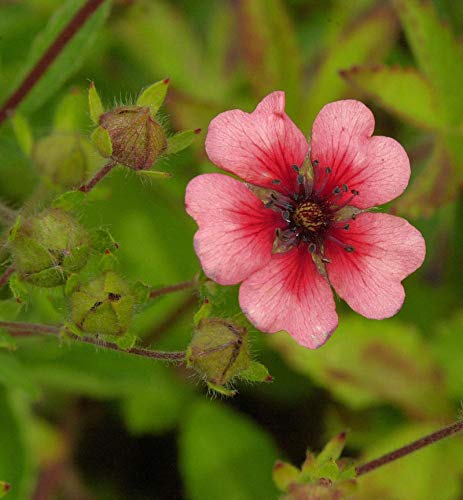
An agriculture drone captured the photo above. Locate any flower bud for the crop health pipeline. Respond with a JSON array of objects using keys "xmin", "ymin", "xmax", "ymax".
[
  {"xmin": 96, "ymin": 106, "xmax": 167, "ymax": 170},
  {"xmin": 70, "ymin": 272, "xmax": 135, "ymax": 337},
  {"xmin": 9, "ymin": 209, "xmax": 90, "ymax": 287},
  {"xmin": 186, "ymin": 318, "xmax": 252, "ymax": 386},
  {"xmin": 33, "ymin": 132, "xmax": 99, "ymax": 188}
]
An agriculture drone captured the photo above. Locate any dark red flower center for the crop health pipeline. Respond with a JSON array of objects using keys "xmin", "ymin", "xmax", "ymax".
[{"xmin": 292, "ymin": 200, "xmax": 330, "ymax": 233}]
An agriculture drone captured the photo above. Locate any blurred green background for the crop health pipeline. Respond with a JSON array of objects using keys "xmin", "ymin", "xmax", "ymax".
[{"xmin": 1, "ymin": 0, "xmax": 463, "ymax": 498}]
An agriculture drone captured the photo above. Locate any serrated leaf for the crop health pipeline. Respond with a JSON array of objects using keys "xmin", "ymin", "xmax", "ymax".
[
  {"xmin": 10, "ymin": 112, "xmax": 33, "ymax": 156},
  {"xmin": 341, "ymin": 65, "xmax": 445, "ymax": 130},
  {"xmin": 88, "ymin": 82, "xmax": 105, "ymax": 124},
  {"xmin": 393, "ymin": 0, "xmax": 463, "ymax": 125},
  {"xmin": 10, "ymin": 0, "xmax": 111, "ymax": 114},
  {"xmin": 179, "ymin": 400, "xmax": 279, "ymax": 500},
  {"xmin": 136, "ymin": 79, "xmax": 169, "ymax": 115},
  {"xmin": 269, "ymin": 316, "xmax": 449, "ymax": 418},
  {"xmin": 166, "ymin": 129, "xmax": 200, "ymax": 155}
]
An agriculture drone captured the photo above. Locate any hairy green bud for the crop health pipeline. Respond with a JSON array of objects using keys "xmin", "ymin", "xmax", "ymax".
[
  {"xmin": 9, "ymin": 209, "xmax": 90, "ymax": 287},
  {"xmin": 33, "ymin": 132, "xmax": 99, "ymax": 189},
  {"xmin": 71, "ymin": 272, "xmax": 135, "ymax": 337},
  {"xmin": 186, "ymin": 318, "xmax": 252, "ymax": 387}
]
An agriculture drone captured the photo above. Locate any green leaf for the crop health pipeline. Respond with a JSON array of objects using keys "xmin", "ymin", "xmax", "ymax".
[
  {"xmin": 88, "ymin": 82, "xmax": 105, "ymax": 124},
  {"xmin": 91, "ymin": 126, "xmax": 112, "ymax": 157},
  {"xmin": 179, "ymin": 400, "xmax": 279, "ymax": 500},
  {"xmin": 9, "ymin": 112, "xmax": 33, "ymax": 156},
  {"xmin": 341, "ymin": 65, "xmax": 445, "ymax": 130},
  {"xmin": 269, "ymin": 316, "xmax": 450, "ymax": 418},
  {"xmin": 166, "ymin": 129, "xmax": 200, "ymax": 155},
  {"xmin": 299, "ymin": 6, "xmax": 397, "ymax": 127},
  {"xmin": 393, "ymin": 0, "xmax": 463, "ymax": 125},
  {"xmin": 239, "ymin": 361, "xmax": 272, "ymax": 383},
  {"xmin": 10, "ymin": 0, "xmax": 111, "ymax": 114},
  {"xmin": 136, "ymin": 79, "xmax": 170, "ymax": 115},
  {"xmin": 136, "ymin": 170, "xmax": 172, "ymax": 180},
  {"xmin": 51, "ymin": 190, "xmax": 86, "ymax": 211},
  {"xmin": 0, "ymin": 353, "xmax": 39, "ymax": 397},
  {"xmin": 0, "ymin": 387, "xmax": 38, "ymax": 500}
]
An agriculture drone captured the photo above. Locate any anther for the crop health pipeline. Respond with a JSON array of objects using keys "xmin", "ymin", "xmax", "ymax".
[
  {"xmin": 292, "ymin": 165, "xmax": 300, "ymax": 172},
  {"xmin": 344, "ymin": 224, "xmax": 350, "ymax": 230},
  {"xmin": 271, "ymin": 179, "xmax": 282, "ymax": 185},
  {"xmin": 312, "ymin": 159, "xmax": 319, "ymax": 166},
  {"xmin": 325, "ymin": 167, "xmax": 332, "ymax": 174},
  {"xmin": 344, "ymin": 245, "xmax": 355, "ymax": 253},
  {"xmin": 308, "ymin": 243, "xmax": 316, "ymax": 253},
  {"xmin": 282, "ymin": 210, "xmax": 291, "ymax": 222},
  {"xmin": 297, "ymin": 174, "xmax": 304, "ymax": 185},
  {"xmin": 270, "ymin": 193, "xmax": 278, "ymax": 200},
  {"xmin": 351, "ymin": 189, "xmax": 359, "ymax": 195},
  {"xmin": 321, "ymin": 257, "xmax": 331, "ymax": 263},
  {"xmin": 342, "ymin": 184, "xmax": 348, "ymax": 192},
  {"xmin": 333, "ymin": 186, "xmax": 341, "ymax": 195}
]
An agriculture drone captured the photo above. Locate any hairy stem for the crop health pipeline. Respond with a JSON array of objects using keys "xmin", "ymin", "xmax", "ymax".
[
  {"xmin": 0, "ymin": 0, "xmax": 106, "ymax": 126},
  {"xmin": 0, "ymin": 321, "xmax": 185, "ymax": 362},
  {"xmin": 79, "ymin": 160, "xmax": 117, "ymax": 192},
  {"xmin": 356, "ymin": 420, "xmax": 463, "ymax": 476},
  {"xmin": 149, "ymin": 276, "xmax": 199, "ymax": 299},
  {"xmin": 0, "ymin": 265, "xmax": 15, "ymax": 289}
]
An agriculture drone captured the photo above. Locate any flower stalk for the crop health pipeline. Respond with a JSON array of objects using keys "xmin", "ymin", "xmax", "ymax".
[
  {"xmin": 356, "ymin": 420, "xmax": 463, "ymax": 476},
  {"xmin": 78, "ymin": 159, "xmax": 117, "ymax": 192},
  {"xmin": 0, "ymin": 321, "xmax": 185, "ymax": 362},
  {"xmin": 0, "ymin": 0, "xmax": 106, "ymax": 126},
  {"xmin": 149, "ymin": 276, "xmax": 199, "ymax": 299}
]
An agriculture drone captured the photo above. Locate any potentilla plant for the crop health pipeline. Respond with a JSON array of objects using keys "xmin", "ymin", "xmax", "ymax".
[{"xmin": 186, "ymin": 92, "xmax": 426, "ymax": 348}]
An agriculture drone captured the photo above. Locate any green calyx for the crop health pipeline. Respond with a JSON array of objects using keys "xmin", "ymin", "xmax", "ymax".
[
  {"xmin": 70, "ymin": 271, "xmax": 135, "ymax": 337},
  {"xmin": 186, "ymin": 318, "xmax": 253, "ymax": 387},
  {"xmin": 9, "ymin": 209, "xmax": 90, "ymax": 287}
]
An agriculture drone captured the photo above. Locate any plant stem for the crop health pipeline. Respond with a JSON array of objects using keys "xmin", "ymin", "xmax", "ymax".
[
  {"xmin": 79, "ymin": 160, "xmax": 117, "ymax": 192},
  {"xmin": 0, "ymin": 201, "xmax": 17, "ymax": 225},
  {"xmin": 0, "ymin": 321, "xmax": 185, "ymax": 362},
  {"xmin": 149, "ymin": 277, "xmax": 199, "ymax": 299},
  {"xmin": 0, "ymin": 265, "xmax": 15, "ymax": 288},
  {"xmin": 356, "ymin": 420, "xmax": 463, "ymax": 476},
  {"xmin": 0, "ymin": 0, "xmax": 106, "ymax": 126}
]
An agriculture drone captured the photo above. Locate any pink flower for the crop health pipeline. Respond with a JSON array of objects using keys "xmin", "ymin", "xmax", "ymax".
[{"xmin": 186, "ymin": 92, "xmax": 425, "ymax": 349}]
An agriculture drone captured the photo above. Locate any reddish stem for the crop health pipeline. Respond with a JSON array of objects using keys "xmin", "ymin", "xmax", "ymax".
[
  {"xmin": 0, "ymin": 0, "xmax": 106, "ymax": 125},
  {"xmin": 356, "ymin": 420, "xmax": 463, "ymax": 476},
  {"xmin": 79, "ymin": 160, "xmax": 117, "ymax": 192},
  {"xmin": 0, "ymin": 264, "xmax": 15, "ymax": 288},
  {"xmin": 0, "ymin": 321, "xmax": 185, "ymax": 362},
  {"xmin": 149, "ymin": 277, "xmax": 199, "ymax": 299}
]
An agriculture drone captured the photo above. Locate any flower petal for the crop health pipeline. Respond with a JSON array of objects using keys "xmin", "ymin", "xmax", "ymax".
[
  {"xmin": 205, "ymin": 91, "xmax": 308, "ymax": 193},
  {"xmin": 311, "ymin": 100, "xmax": 410, "ymax": 208},
  {"xmin": 326, "ymin": 212, "xmax": 425, "ymax": 319},
  {"xmin": 185, "ymin": 173, "xmax": 281, "ymax": 285},
  {"xmin": 239, "ymin": 246, "xmax": 338, "ymax": 349}
]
